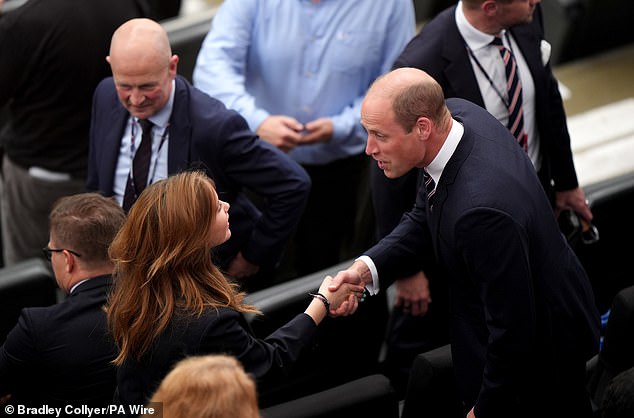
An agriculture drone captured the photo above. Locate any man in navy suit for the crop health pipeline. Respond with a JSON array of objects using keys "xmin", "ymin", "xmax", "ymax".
[
  {"xmin": 373, "ymin": 0, "xmax": 594, "ymax": 387},
  {"xmin": 87, "ymin": 19, "xmax": 310, "ymax": 286},
  {"xmin": 331, "ymin": 68, "xmax": 600, "ymax": 418},
  {"xmin": 0, "ymin": 193, "xmax": 125, "ymax": 411},
  {"xmin": 374, "ymin": 0, "xmax": 592, "ymax": 233}
]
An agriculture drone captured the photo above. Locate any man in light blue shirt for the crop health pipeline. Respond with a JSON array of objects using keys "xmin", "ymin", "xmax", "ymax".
[{"xmin": 194, "ymin": 0, "xmax": 415, "ymax": 277}]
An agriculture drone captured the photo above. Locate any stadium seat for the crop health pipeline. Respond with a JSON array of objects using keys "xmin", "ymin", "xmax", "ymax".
[
  {"xmin": 260, "ymin": 374, "xmax": 398, "ymax": 418},
  {"xmin": 578, "ymin": 172, "xmax": 634, "ymax": 313},
  {"xmin": 0, "ymin": 258, "xmax": 57, "ymax": 344},
  {"xmin": 587, "ymin": 285, "xmax": 634, "ymax": 415},
  {"xmin": 401, "ymin": 343, "xmax": 463, "ymax": 418}
]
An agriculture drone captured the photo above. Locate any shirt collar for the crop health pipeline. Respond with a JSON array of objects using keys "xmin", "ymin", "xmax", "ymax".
[
  {"xmin": 455, "ymin": 1, "xmax": 504, "ymax": 51},
  {"xmin": 425, "ymin": 118, "xmax": 464, "ymax": 186},
  {"xmin": 69, "ymin": 278, "xmax": 90, "ymax": 295}
]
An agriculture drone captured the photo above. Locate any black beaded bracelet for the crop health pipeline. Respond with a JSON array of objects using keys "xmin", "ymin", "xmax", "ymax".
[{"xmin": 308, "ymin": 292, "xmax": 331, "ymax": 312}]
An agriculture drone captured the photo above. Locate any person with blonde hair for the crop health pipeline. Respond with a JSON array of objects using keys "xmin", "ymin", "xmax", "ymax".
[
  {"xmin": 145, "ymin": 354, "xmax": 259, "ymax": 418},
  {"xmin": 107, "ymin": 170, "xmax": 363, "ymax": 414}
]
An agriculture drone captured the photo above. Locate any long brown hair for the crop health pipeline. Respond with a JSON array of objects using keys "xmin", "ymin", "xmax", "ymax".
[{"xmin": 106, "ymin": 171, "xmax": 258, "ymax": 365}]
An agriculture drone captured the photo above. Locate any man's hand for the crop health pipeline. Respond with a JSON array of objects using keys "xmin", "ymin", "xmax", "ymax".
[
  {"xmin": 300, "ymin": 118, "xmax": 333, "ymax": 145},
  {"xmin": 318, "ymin": 275, "xmax": 365, "ymax": 314},
  {"xmin": 226, "ymin": 252, "xmax": 260, "ymax": 279},
  {"xmin": 394, "ymin": 271, "xmax": 431, "ymax": 316},
  {"xmin": 256, "ymin": 115, "xmax": 304, "ymax": 152},
  {"xmin": 555, "ymin": 187, "xmax": 593, "ymax": 224},
  {"xmin": 328, "ymin": 260, "xmax": 370, "ymax": 316}
]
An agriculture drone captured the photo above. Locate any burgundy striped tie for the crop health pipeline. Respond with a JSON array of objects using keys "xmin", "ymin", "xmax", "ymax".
[{"xmin": 491, "ymin": 34, "xmax": 528, "ymax": 151}]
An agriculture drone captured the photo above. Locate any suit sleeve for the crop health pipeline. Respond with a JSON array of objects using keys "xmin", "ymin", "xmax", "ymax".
[
  {"xmin": 202, "ymin": 109, "xmax": 311, "ymax": 266},
  {"xmin": 543, "ymin": 68, "xmax": 578, "ymax": 191},
  {"xmin": 455, "ymin": 208, "xmax": 536, "ymax": 416},
  {"xmin": 198, "ymin": 309, "xmax": 318, "ymax": 382},
  {"xmin": 528, "ymin": 6, "xmax": 579, "ymax": 191},
  {"xmin": 0, "ymin": 310, "xmax": 40, "ymax": 396}
]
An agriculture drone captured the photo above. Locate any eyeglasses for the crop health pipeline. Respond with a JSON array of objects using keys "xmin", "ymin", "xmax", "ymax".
[{"xmin": 42, "ymin": 247, "xmax": 82, "ymax": 261}]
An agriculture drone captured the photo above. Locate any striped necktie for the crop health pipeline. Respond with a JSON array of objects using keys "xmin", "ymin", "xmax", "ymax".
[
  {"xmin": 491, "ymin": 34, "xmax": 528, "ymax": 151},
  {"xmin": 423, "ymin": 169, "xmax": 436, "ymax": 201}
]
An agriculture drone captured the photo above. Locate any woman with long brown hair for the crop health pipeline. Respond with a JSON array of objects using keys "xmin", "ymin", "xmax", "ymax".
[{"xmin": 106, "ymin": 170, "xmax": 363, "ymax": 411}]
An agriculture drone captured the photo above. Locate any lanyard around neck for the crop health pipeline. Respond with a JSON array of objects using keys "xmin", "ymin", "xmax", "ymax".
[{"xmin": 464, "ymin": 32, "xmax": 516, "ymax": 108}]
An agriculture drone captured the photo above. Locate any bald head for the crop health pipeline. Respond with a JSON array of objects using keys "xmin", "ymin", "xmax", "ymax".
[
  {"xmin": 362, "ymin": 68, "xmax": 452, "ymax": 177},
  {"xmin": 368, "ymin": 68, "xmax": 436, "ymax": 99},
  {"xmin": 109, "ymin": 18, "xmax": 172, "ymax": 68},
  {"xmin": 107, "ymin": 18, "xmax": 178, "ymax": 120},
  {"xmin": 367, "ymin": 68, "xmax": 449, "ymax": 133}
]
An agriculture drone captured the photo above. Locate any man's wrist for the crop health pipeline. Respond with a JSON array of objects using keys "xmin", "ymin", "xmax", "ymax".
[{"xmin": 354, "ymin": 256, "xmax": 379, "ymax": 295}]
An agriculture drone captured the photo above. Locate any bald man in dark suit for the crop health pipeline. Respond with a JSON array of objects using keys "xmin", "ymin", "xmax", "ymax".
[
  {"xmin": 87, "ymin": 19, "xmax": 310, "ymax": 289},
  {"xmin": 331, "ymin": 68, "xmax": 600, "ymax": 418},
  {"xmin": 373, "ymin": 1, "xmax": 595, "ymax": 387}
]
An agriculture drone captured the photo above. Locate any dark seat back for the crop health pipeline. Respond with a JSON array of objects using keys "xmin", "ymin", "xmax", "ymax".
[
  {"xmin": 401, "ymin": 343, "xmax": 463, "ymax": 418},
  {"xmin": 260, "ymin": 374, "xmax": 398, "ymax": 418},
  {"xmin": 587, "ymin": 285, "xmax": 634, "ymax": 412},
  {"xmin": 579, "ymin": 172, "xmax": 634, "ymax": 312},
  {"xmin": 0, "ymin": 258, "xmax": 57, "ymax": 344}
]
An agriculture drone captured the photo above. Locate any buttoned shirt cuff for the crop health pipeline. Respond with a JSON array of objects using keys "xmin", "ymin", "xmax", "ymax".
[
  {"xmin": 356, "ymin": 255, "xmax": 380, "ymax": 296},
  {"xmin": 250, "ymin": 109, "xmax": 271, "ymax": 135}
]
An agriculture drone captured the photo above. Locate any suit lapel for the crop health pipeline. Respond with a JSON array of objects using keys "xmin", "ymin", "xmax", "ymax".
[
  {"xmin": 101, "ymin": 104, "xmax": 129, "ymax": 194},
  {"xmin": 443, "ymin": 11, "xmax": 486, "ymax": 107},
  {"xmin": 428, "ymin": 119, "xmax": 474, "ymax": 253},
  {"xmin": 167, "ymin": 77, "xmax": 193, "ymax": 174},
  {"xmin": 509, "ymin": 24, "xmax": 543, "ymax": 86}
]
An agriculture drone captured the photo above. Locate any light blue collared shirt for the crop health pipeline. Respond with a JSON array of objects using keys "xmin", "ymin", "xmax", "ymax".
[
  {"xmin": 359, "ymin": 119, "xmax": 464, "ymax": 295},
  {"xmin": 113, "ymin": 81, "xmax": 175, "ymax": 205},
  {"xmin": 193, "ymin": 0, "xmax": 415, "ymax": 165}
]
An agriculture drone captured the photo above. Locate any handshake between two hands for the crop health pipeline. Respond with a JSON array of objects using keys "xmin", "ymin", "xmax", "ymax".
[{"xmin": 315, "ymin": 270, "xmax": 365, "ymax": 317}]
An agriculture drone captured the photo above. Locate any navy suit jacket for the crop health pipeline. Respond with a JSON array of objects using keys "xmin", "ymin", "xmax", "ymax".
[
  {"xmin": 394, "ymin": 5, "xmax": 578, "ymax": 194},
  {"xmin": 115, "ymin": 307, "xmax": 318, "ymax": 414},
  {"xmin": 367, "ymin": 99, "xmax": 599, "ymax": 417},
  {"xmin": 0, "ymin": 275, "xmax": 117, "ymax": 409},
  {"xmin": 87, "ymin": 76, "xmax": 310, "ymax": 267}
]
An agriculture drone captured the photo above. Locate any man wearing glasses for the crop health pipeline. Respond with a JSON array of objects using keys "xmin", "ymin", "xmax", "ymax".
[{"xmin": 0, "ymin": 193, "xmax": 125, "ymax": 411}]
